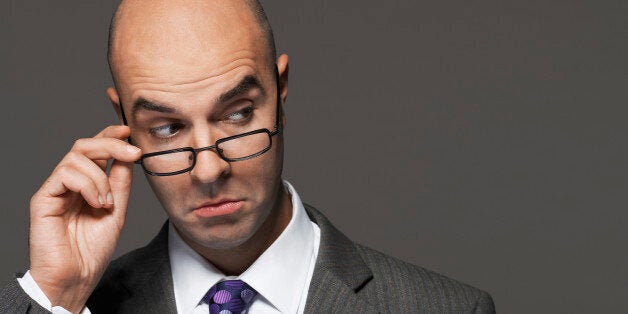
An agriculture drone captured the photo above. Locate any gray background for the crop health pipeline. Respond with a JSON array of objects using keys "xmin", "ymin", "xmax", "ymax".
[{"xmin": 2, "ymin": 0, "xmax": 627, "ymax": 313}]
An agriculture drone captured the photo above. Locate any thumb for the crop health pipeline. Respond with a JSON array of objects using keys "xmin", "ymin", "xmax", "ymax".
[{"xmin": 108, "ymin": 159, "xmax": 134, "ymax": 224}]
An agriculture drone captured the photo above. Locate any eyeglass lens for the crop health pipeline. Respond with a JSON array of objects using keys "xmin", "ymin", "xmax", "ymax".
[{"xmin": 141, "ymin": 130, "xmax": 271, "ymax": 175}]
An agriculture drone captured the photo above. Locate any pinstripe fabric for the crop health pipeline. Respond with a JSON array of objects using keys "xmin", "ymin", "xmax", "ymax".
[
  {"xmin": 304, "ymin": 204, "xmax": 495, "ymax": 314},
  {"xmin": 0, "ymin": 276, "xmax": 49, "ymax": 313},
  {"xmin": 86, "ymin": 223, "xmax": 178, "ymax": 313},
  {"xmin": 0, "ymin": 204, "xmax": 495, "ymax": 313}
]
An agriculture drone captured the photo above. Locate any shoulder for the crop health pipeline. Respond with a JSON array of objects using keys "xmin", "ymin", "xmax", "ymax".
[
  {"xmin": 355, "ymin": 243, "xmax": 495, "ymax": 313},
  {"xmin": 304, "ymin": 203, "xmax": 494, "ymax": 313}
]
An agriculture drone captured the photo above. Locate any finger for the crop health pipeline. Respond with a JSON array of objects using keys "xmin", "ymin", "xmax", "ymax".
[
  {"xmin": 108, "ymin": 159, "xmax": 134, "ymax": 224},
  {"xmin": 71, "ymin": 138, "xmax": 141, "ymax": 162},
  {"xmin": 60, "ymin": 152, "xmax": 114, "ymax": 207},
  {"xmin": 44, "ymin": 165, "xmax": 104, "ymax": 209},
  {"xmin": 94, "ymin": 125, "xmax": 131, "ymax": 139}
]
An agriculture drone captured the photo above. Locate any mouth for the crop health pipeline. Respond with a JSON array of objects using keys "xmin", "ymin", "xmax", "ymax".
[{"xmin": 193, "ymin": 199, "xmax": 244, "ymax": 218}]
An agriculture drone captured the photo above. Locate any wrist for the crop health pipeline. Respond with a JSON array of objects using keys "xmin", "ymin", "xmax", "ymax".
[{"xmin": 29, "ymin": 269, "xmax": 94, "ymax": 313}]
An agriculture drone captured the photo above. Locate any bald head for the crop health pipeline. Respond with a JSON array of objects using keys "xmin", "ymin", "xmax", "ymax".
[{"xmin": 107, "ymin": 0, "xmax": 276, "ymax": 86}]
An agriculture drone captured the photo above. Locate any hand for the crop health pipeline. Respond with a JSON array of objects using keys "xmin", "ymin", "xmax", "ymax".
[{"xmin": 28, "ymin": 125, "xmax": 141, "ymax": 312}]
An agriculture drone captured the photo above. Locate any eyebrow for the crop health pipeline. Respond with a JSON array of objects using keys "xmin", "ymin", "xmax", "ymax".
[
  {"xmin": 217, "ymin": 75, "xmax": 266, "ymax": 104},
  {"xmin": 132, "ymin": 98, "xmax": 176, "ymax": 116},
  {"xmin": 131, "ymin": 75, "xmax": 266, "ymax": 117}
]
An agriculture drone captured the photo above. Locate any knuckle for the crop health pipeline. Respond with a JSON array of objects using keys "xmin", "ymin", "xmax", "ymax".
[
  {"xmin": 65, "ymin": 151, "xmax": 80, "ymax": 163},
  {"xmin": 54, "ymin": 164, "xmax": 70, "ymax": 176},
  {"xmin": 29, "ymin": 193, "xmax": 39, "ymax": 208},
  {"xmin": 72, "ymin": 138, "xmax": 86, "ymax": 149},
  {"xmin": 54, "ymin": 165, "xmax": 77, "ymax": 182},
  {"xmin": 95, "ymin": 172, "xmax": 110, "ymax": 189}
]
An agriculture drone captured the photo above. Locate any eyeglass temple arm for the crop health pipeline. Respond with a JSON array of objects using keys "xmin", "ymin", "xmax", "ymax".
[
  {"xmin": 118, "ymin": 101, "xmax": 135, "ymax": 146},
  {"xmin": 273, "ymin": 65, "xmax": 283, "ymax": 135}
]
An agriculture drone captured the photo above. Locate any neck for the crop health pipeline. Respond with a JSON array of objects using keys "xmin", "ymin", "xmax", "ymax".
[{"xmin": 191, "ymin": 184, "xmax": 293, "ymax": 276}]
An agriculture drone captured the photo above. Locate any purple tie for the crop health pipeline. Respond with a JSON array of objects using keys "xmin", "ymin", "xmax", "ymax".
[{"xmin": 204, "ymin": 280, "xmax": 257, "ymax": 314}]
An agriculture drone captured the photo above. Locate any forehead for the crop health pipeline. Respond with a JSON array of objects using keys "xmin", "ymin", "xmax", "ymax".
[{"xmin": 111, "ymin": 0, "xmax": 271, "ymax": 99}]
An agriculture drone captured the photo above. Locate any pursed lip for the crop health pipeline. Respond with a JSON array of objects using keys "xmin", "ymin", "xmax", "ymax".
[{"xmin": 193, "ymin": 199, "xmax": 244, "ymax": 218}]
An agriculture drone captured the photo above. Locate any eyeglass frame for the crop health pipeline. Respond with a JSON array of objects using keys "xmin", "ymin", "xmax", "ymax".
[{"xmin": 118, "ymin": 67, "xmax": 283, "ymax": 176}]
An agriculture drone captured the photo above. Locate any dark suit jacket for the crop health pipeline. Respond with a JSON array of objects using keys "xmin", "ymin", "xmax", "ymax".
[{"xmin": 1, "ymin": 205, "xmax": 495, "ymax": 313}]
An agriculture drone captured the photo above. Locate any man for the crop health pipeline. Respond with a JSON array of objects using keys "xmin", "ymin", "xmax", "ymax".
[{"xmin": 1, "ymin": 0, "xmax": 495, "ymax": 313}]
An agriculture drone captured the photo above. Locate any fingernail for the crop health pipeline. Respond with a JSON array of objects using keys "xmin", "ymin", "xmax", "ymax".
[
  {"xmin": 98, "ymin": 195, "xmax": 105, "ymax": 205},
  {"xmin": 126, "ymin": 146, "xmax": 141, "ymax": 154},
  {"xmin": 106, "ymin": 192, "xmax": 114, "ymax": 205}
]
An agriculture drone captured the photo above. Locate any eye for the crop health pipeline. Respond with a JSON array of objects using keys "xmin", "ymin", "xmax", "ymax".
[
  {"xmin": 149, "ymin": 123, "xmax": 184, "ymax": 138},
  {"xmin": 226, "ymin": 106, "xmax": 254, "ymax": 122}
]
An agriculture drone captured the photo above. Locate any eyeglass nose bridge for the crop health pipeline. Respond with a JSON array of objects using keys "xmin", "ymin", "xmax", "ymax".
[
  {"xmin": 191, "ymin": 143, "xmax": 225, "ymax": 160},
  {"xmin": 193, "ymin": 143, "xmax": 218, "ymax": 153}
]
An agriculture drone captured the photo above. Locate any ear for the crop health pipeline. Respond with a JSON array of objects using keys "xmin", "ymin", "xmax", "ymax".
[
  {"xmin": 276, "ymin": 54, "xmax": 289, "ymax": 127},
  {"xmin": 107, "ymin": 87, "xmax": 124, "ymax": 124}
]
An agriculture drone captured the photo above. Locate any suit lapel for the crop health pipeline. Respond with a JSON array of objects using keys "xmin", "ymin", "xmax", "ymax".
[
  {"xmin": 97, "ymin": 207, "xmax": 377, "ymax": 313},
  {"xmin": 304, "ymin": 205, "xmax": 378, "ymax": 313},
  {"xmin": 121, "ymin": 259, "xmax": 177, "ymax": 312},
  {"xmin": 117, "ymin": 223, "xmax": 178, "ymax": 313}
]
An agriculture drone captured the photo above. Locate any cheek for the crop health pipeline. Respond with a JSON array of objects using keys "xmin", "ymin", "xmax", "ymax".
[
  {"xmin": 228, "ymin": 141, "xmax": 283, "ymax": 204},
  {"xmin": 229, "ymin": 156, "xmax": 275, "ymax": 197},
  {"xmin": 237, "ymin": 140, "xmax": 283, "ymax": 181},
  {"xmin": 145, "ymin": 175, "xmax": 190, "ymax": 208}
]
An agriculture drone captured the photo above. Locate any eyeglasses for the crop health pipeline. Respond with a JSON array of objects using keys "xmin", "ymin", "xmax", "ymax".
[
  {"xmin": 136, "ymin": 127, "xmax": 278, "ymax": 176},
  {"xmin": 119, "ymin": 69, "xmax": 282, "ymax": 176}
]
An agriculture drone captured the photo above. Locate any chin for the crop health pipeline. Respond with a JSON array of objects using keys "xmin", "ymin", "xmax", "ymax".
[
  {"xmin": 177, "ymin": 217, "xmax": 261, "ymax": 250},
  {"xmin": 197, "ymin": 235, "xmax": 251, "ymax": 250}
]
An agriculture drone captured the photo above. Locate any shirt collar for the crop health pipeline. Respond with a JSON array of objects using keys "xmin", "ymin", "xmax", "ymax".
[{"xmin": 169, "ymin": 180, "xmax": 316, "ymax": 314}]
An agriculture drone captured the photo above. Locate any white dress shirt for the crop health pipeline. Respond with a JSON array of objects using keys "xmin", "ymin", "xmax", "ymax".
[
  {"xmin": 170, "ymin": 180, "xmax": 320, "ymax": 313},
  {"xmin": 19, "ymin": 180, "xmax": 320, "ymax": 314},
  {"xmin": 18, "ymin": 271, "xmax": 91, "ymax": 314}
]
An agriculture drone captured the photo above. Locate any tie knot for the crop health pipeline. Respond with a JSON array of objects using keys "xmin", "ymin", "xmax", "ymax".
[{"xmin": 204, "ymin": 280, "xmax": 257, "ymax": 314}]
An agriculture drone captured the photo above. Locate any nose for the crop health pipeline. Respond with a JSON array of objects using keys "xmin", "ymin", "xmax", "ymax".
[{"xmin": 189, "ymin": 147, "xmax": 231, "ymax": 183}]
